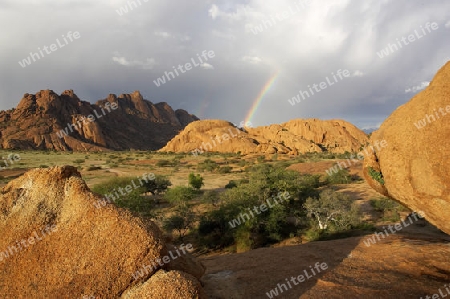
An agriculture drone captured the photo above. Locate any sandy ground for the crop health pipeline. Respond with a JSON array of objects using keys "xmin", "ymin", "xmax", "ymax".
[{"xmin": 200, "ymin": 231, "xmax": 450, "ymax": 299}]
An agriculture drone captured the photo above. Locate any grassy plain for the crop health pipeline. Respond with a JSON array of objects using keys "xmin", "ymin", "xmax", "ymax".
[{"xmin": 2, "ymin": 149, "xmax": 436, "ymax": 255}]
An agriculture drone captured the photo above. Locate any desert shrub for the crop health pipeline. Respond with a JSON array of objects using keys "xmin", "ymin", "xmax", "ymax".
[
  {"xmin": 73, "ymin": 159, "xmax": 85, "ymax": 164},
  {"xmin": 326, "ymin": 168, "xmax": 353, "ymax": 184},
  {"xmin": 91, "ymin": 177, "xmax": 152, "ymax": 216},
  {"xmin": 218, "ymin": 166, "xmax": 232, "ymax": 174},
  {"xmin": 235, "ymin": 226, "xmax": 253, "ymax": 252},
  {"xmin": 142, "ymin": 175, "xmax": 171, "ymax": 195},
  {"xmin": 198, "ymin": 208, "xmax": 235, "ymax": 249},
  {"xmin": 237, "ymin": 160, "xmax": 247, "ymax": 167},
  {"xmin": 156, "ymin": 159, "xmax": 171, "ymax": 167},
  {"xmin": 188, "ymin": 173, "xmax": 204, "ymax": 190},
  {"xmin": 225, "ymin": 180, "xmax": 238, "ymax": 189},
  {"xmin": 87, "ymin": 166, "xmax": 101, "ymax": 171},
  {"xmin": 197, "ymin": 159, "xmax": 219, "ymax": 172},
  {"xmin": 303, "ymin": 227, "xmax": 324, "ymax": 242},
  {"xmin": 370, "ymin": 197, "xmax": 408, "ymax": 221},
  {"xmin": 273, "ymin": 161, "xmax": 292, "ymax": 169},
  {"xmin": 198, "ymin": 165, "xmax": 322, "ymax": 250},
  {"xmin": 202, "ymin": 190, "xmax": 219, "ymax": 205},
  {"xmin": 368, "ymin": 167, "xmax": 385, "ymax": 185},
  {"xmin": 163, "ymin": 204, "xmax": 195, "ymax": 240},
  {"xmin": 164, "ymin": 186, "xmax": 196, "ymax": 204}
]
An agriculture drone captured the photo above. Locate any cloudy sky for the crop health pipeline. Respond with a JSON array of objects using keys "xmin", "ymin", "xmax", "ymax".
[{"xmin": 1, "ymin": 0, "xmax": 449, "ymax": 129}]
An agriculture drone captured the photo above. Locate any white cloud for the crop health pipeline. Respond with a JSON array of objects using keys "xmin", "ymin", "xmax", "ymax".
[
  {"xmin": 154, "ymin": 31, "xmax": 171, "ymax": 38},
  {"xmin": 181, "ymin": 35, "xmax": 191, "ymax": 41},
  {"xmin": 445, "ymin": 20, "xmax": 450, "ymax": 28},
  {"xmin": 405, "ymin": 81, "xmax": 429, "ymax": 93},
  {"xmin": 200, "ymin": 63, "xmax": 214, "ymax": 70},
  {"xmin": 208, "ymin": 4, "xmax": 220, "ymax": 20},
  {"xmin": 211, "ymin": 30, "xmax": 236, "ymax": 40},
  {"xmin": 112, "ymin": 55, "xmax": 156, "ymax": 70},
  {"xmin": 242, "ymin": 56, "xmax": 262, "ymax": 64},
  {"xmin": 352, "ymin": 70, "xmax": 364, "ymax": 77},
  {"xmin": 208, "ymin": 4, "xmax": 255, "ymax": 21}
]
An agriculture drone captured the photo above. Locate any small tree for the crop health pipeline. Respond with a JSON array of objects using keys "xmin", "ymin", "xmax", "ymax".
[
  {"xmin": 303, "ymin": 189, "xmax": 359, "ymax": 231},
  {"xmin": 163, "ymin": 204, "xmax": 195, "ymax": 240},
  {"xmin": 188, "ymin": 173, "xmax": 204, "ymax": 190},
  {"xmin": 143, "ymin": 175, "xmax": 172, "ymax": 195}
]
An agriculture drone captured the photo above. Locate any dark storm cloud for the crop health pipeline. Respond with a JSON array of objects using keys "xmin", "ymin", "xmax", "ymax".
[{"xmin": 1, "ymin": 0, "xmax": 449, "ymax": 130}]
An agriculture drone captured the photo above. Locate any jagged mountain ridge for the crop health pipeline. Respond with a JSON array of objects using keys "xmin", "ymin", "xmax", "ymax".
[{"xmin": 0, "ymin": 90, "xmax": 198, "ymax": 151}]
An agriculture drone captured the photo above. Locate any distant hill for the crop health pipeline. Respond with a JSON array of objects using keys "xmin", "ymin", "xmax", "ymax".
[
  {"xmin": 0, "ymin": 90, "xmax": 198, "ymax": 151},
  {"xmin": 160, "ymin": 118, "xmax": 369, "ymax": 155},
  {"xmin": 362, "ymin": 127, "xmax": 378, "ymax": 134}
]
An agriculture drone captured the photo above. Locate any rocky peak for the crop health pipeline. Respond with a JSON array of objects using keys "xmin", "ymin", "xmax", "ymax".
[{"xmin": 0, "ymin": 90, "xmax": 199, "ymax": 151}]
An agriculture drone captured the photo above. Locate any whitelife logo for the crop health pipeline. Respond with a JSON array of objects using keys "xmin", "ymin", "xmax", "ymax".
[
  {"xmin": 376, "ymin": 22, "xmax": 439, "ymax": 58},
  {"xmin": 265, "ymin": 262, "xmax": 328, "ymax": 298},
  {"xmin": 56, "ymin": 102, "xmax": 118, "ymax": 139},
  {"xmin": 413, "ymin": 105, "xmax": 450, "ymax": 130},
  {"xmin": 115, "ymin": 0, "xmax": 149, "ymax": 16},
  {"xmin": 0, "ymin": 225, "xmax": 58, "ymax": 262},
  {"xmin": 18, "ymin": 31, "xmax": 81, "ymax": 68},
  {"xmin": 153, "ymin": 50, "xmax": 215, "ymax": 87},
  {"xmin": 249, "ymin": 0, "xmax": 312, "ymax": 35},
  {"xmin": 0, "ymin": 153, "xmax": 21, "ymax": 170},
  {"xmin": 288, "ymin": 69, "xmax": 351, "ymax": 106},
  {"xmin": 131, "ymin": 243, "xmax": 194, "ymax": 280}
]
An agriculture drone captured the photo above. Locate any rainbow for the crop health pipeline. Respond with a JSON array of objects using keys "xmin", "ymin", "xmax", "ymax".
[{"xmin": 244, "ymin": 71, "xmax": 280, "ymax": 125}]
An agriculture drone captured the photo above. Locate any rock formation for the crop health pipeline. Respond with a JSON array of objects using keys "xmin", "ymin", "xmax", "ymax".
[
  {"xmin": 0, "ymin": 90, "xmax": 198, "ymax": 151},
  {"xmin": 160, "ymin": 119, "xmax": 368, "ymax": 155},
  {"xmin": 363, "ymin": 61, "xmax": 450, "ymax": 235},
  {"xmin": 0, "ymin": 166, "xmax": 205, "ymax": 298}
]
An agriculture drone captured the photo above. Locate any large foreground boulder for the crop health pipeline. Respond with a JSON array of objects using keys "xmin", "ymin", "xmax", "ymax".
[
  {"xmin": 0, "ymin": 166, "xmax": 205, "ymax": 298},
  {"xmin": 363, "ymin": 61, "xmax": 450, "ymax": 234}
]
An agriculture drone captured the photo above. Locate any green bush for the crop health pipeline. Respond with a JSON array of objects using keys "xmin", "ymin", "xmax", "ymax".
[
  {"xmin": 202, "ymin": 190, "xmax": 219, "ymax": 205},
  {"xmin": 218, "ymin": 166, "xmax": 232, "ymax": 174},
  {"xmin": 188, "ymin": 173, "xmax": 204, "ymax": 190},
  {"xmin": 326, "ymin": 168, "xmax": 353, "ymax": 184},
  {"xmin": 143, "ymin": 175, "xmax": 171, "ymax": 195},
  {"xmin": 256, "ymin": 155, "xmax": 265, "ymax": 163},
  {"xmin": 368, "ymin": 167, "xmax": 385, "ymax": 185},
  {"xmin": 237, "ymin": 160, "xmax": 247, "ymax": 167},
  {"xmin": 91, "ymin": 177, "xmax": 152, "ymax": 217},
  {"xmin": 73, "ymin": 159, "xmax": 85, "ymax": 164},
  {"xmin": 197, "ymin": 164, "xmax": 320, "ymax": 250},
  {"xmin": 162, "ymin": 204, "xmax": 195, "ymax": 240},
  {"xmin": 87, "ymin": 166, "xmax": 102, "ymax": 171},
  {"xmin": 235, "ymin": 227, "xmax": 253, "ymax": 252},
  {"xmin": 164, "ymin": 186, "xmax": 196, "ymax": 204},
  {"xmin": 156, "ymin": 159, "xmax": 171, "ymax": 167},
  {"xmin": 303, "ymin": 189, "xmax": 361, "ymax": 232},
  {"xmin": 370, "ymin": 197, "xmax": 407, "ymax": 221},
  {"xmin": 225, "ymin": 180, "xmax": 238, "ymax": 189},
  {"xmin": 197, "ymin": 159, "xmax": 219, "ymax": 172}
]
